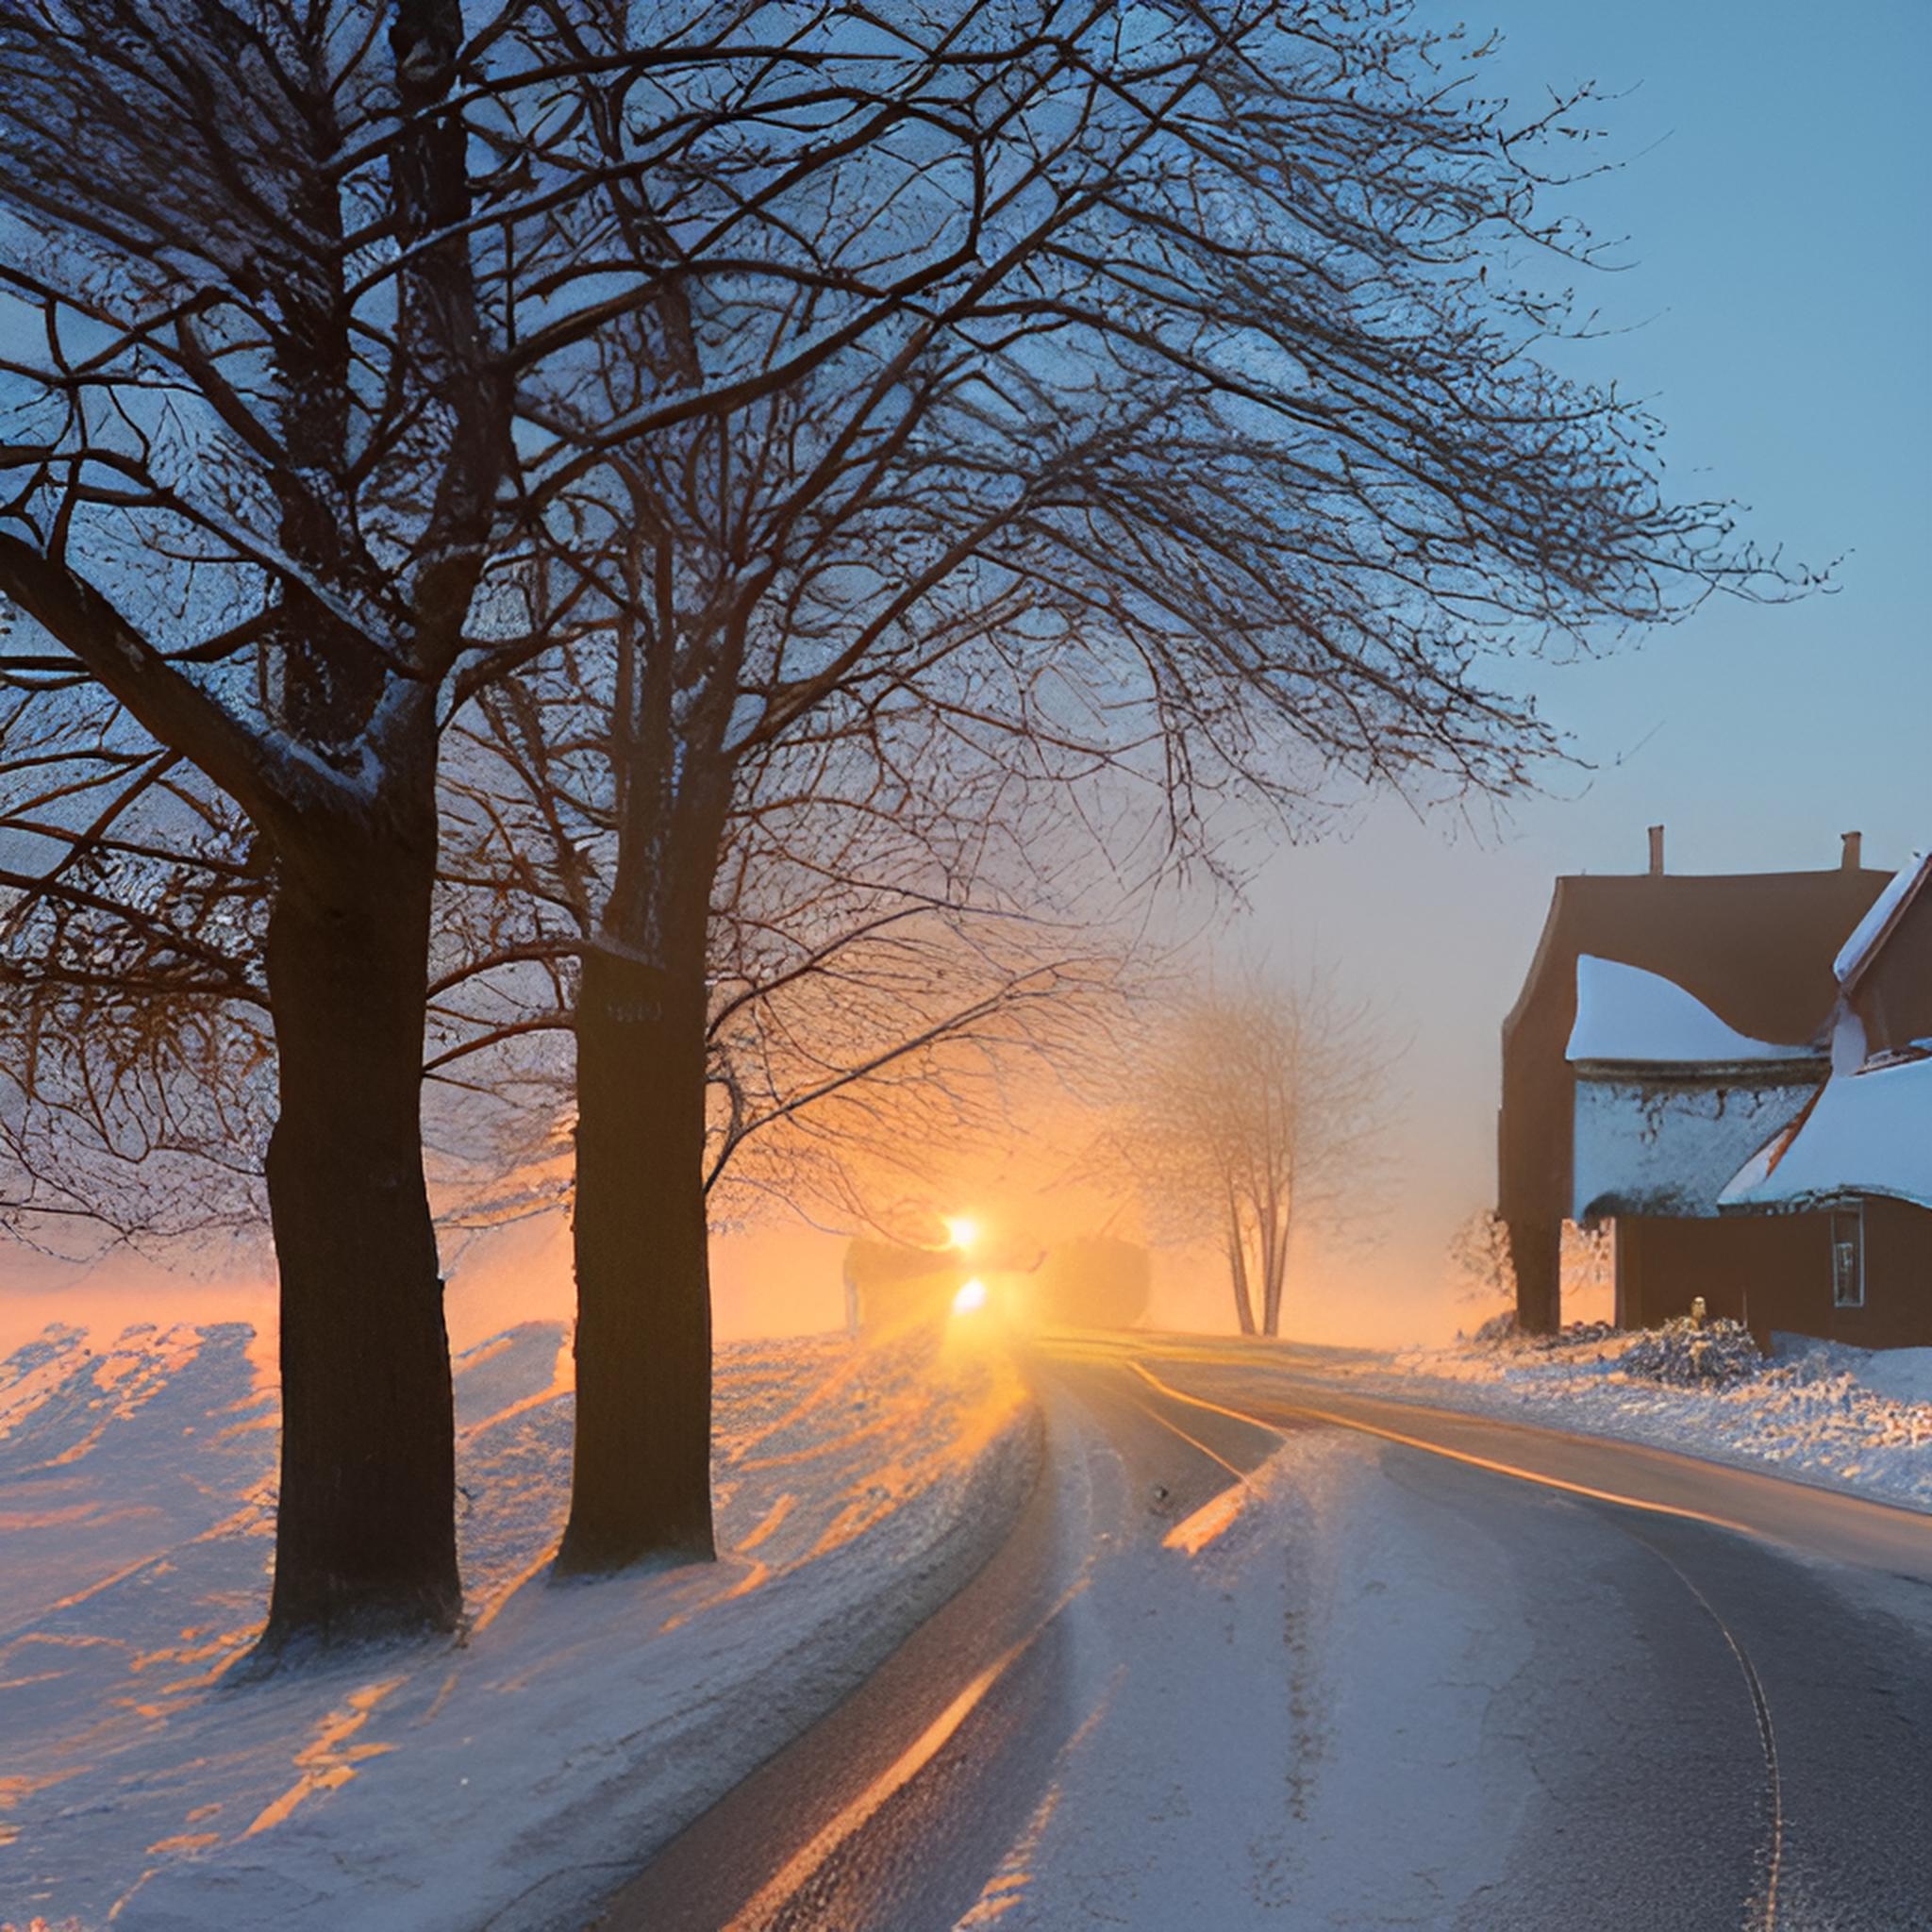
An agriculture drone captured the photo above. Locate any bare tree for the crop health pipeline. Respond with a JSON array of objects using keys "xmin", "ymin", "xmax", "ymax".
[
  {"xmin": 0, "ymin": 0, "xmax": 934, "ymax": 1636},
  {"xmin": 441, "ymin": 0, "xmax": 1799, "ymax": 1567},
  {"xmin": 0, "ymin": 579, "xmax": 1124, "ymax": 1586},
  {"xmin": 0, "ymin": 0, "xmax": 514, "ymax": 1636},
  {"xmin": 432, "ymin": 675, "xmax": 1134, "ymax": 1230},
  {"xmin": 1115, "ymin": 969, "xmax": 1394, "ymax": 1338},
  {"xmin": 426, "ymin": 636, "xmax": 1134, "ymax": 1566}
]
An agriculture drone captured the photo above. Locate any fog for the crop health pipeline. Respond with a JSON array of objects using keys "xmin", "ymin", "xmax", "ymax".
[{"xmin": 4, "ymin": 0, "xmax": 1924, "ymax": 1368}]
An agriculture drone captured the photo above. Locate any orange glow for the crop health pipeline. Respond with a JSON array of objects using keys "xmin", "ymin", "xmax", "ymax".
[
  {"xmin": 145, "ymin": 1831, "xmax": 221, "ymax": 1856},
  {"xmin": 721, "ymin": 1653, "xmax": 1016, "ymax": 1930},
  {"xmin": 243, "ymin": 1676, "xmax": 404, "ymax": 1837},
  {"xmin": 1161, "ymin": 1484, "xmax": 1249, "ymax": 1556},
  {"xmin": 956, "ymin": 1873, "xmax": 1033, "ymax": 1924},
  {"xmin": 736, "ymin": 1492, "xmax": 796, "ymax": 1553}
]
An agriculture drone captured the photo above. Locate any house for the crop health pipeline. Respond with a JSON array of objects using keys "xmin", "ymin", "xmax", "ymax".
[
  {"xmin": 1714, "ymin": 850, "xmax": 1932, "ymax": 1347},
  {"xmin": 1498, "ymin": 828, "xmax": 1910, "ymax": 1341}
]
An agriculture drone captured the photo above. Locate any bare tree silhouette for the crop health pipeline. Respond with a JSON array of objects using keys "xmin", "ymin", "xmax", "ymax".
[
  {"xmin": 0, "ymin": 0, "xmax": 956, "ymax": 1636},
  {"xmin": 0, "ymin": 0, "xmax": 522, "ymax": 1639},
  {"xmin": 430, "ymin": 637, "xmax": 1135, "ymax": 1567}
]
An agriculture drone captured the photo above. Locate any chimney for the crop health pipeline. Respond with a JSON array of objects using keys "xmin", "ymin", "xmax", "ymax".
[
  {"xmin": 1842, "ymin": 830, "xmax": 1862, "ymax": 871},
  {"xmin": 1647, "ymin": 824, "xmax": 1665, "ymax": 876}
]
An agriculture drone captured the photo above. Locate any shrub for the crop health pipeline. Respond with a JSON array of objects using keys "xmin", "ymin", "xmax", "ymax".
[{"xmin": 1619, "ymin": 1316, "xmax": 1762, "ymax": 1387}]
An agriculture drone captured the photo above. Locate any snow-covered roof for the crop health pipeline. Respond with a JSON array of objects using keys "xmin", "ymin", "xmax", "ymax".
[
  {"xmin": 1833, "ymin": 851, "xmax": 1931, "ymax": 987},
  {"xmin": 1721, "ymin": 1055, "xmax": 1932, "ymax": 1212},
  {"xmin": 1566, "ymin": 956, "xmax": 1819, "ymax": 1068}
]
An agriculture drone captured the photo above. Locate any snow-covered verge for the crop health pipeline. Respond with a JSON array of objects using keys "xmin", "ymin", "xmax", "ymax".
[
  {"xmin": 1293, "ymin": 1327, "xmax": 1932, "ymax": 1513},
  {"xmin": 0, "ymin": 1317, "xmax": 1038, "ymax": 1932}
]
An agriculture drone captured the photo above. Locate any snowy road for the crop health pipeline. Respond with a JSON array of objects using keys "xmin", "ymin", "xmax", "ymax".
[{"xmin": 593, "ymin": 1332, "xmax": 1932, "ymax": 1932}]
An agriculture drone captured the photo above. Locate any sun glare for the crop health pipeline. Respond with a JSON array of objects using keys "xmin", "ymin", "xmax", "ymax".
[
  {"xmin": 952, "ymin": 1277, "xmax": 989, "ymax": 1315},
  {"xmin": 944, "ymin": 1215, "xmax": 980, "ymax": 1252}
]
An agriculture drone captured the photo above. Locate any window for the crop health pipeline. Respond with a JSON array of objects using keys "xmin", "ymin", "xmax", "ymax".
[{"xmin": 1829, "ymin": 1203, "xmax": 1865, "ymax": 1308}]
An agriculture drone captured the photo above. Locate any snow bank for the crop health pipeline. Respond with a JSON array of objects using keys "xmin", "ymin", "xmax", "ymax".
[
  {"xmin": 1316, "ymin": 1327, "xmax": 1932, "ymax": 1513},
  {"xmin": 0, "ymin": 1318, "xmax": 1037, "ymax": 1932}
]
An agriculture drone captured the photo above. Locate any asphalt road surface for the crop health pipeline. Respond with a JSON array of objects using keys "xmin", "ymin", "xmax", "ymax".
[{"xmin": 590, "ymin": 1333, "xmax": 1932, "ymax": 1932}]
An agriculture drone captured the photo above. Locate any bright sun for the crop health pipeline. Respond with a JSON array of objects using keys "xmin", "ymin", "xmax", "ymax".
[
  {"xmin": 944, "ymin": 1215, "xmax": 980, "ymax": 1252},
  {"xmin": 952, "ymin": 1277, "xmax": 989, "ymax": 1315}
]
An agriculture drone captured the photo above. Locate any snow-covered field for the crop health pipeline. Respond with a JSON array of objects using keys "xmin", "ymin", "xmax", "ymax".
[
  {"xmin": 1303, "ymin": 1328, "xmax": 1932, "ymax": 1514},
  {"xmin": 0, "ymin": 1316, "xmax": 1037, "ymax": 1932}
]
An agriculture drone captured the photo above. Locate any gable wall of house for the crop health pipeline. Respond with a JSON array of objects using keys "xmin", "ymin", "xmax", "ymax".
[
  {"xmin": 1615, "ymin": 1210, "xmax": 1830, "ymax": 1341},
  {"xmin": 1852, "ymin": 885, "xmax": 1932, "ymax": 1056},
  {"xmin": 1840, "ymin": 1197, "xmax": 1932, "ymax": 1350}
]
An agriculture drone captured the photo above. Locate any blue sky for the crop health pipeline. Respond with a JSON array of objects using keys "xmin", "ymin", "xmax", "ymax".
[{"xmin": 1250, "ymin": 0, "xmax": 1932, "ymax": 1335}]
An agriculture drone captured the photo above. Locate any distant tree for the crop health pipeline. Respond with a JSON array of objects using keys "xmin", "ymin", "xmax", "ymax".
[
  {"xmin": 1448, "ymin": 1209, "xmax": 1517, "ymax": 1308},
  {"xmin": 1113, "ymin": 969, "xmax": 1394, "ymax": 1338}
]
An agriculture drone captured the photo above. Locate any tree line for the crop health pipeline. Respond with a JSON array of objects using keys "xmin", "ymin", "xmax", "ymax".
[{"xmin": 0, "ymin": 0, "xmax": 1790, "ymax": 1645}]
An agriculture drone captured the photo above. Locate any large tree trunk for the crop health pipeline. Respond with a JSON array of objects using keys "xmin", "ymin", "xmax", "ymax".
[
  {"xmin": 1226, "ymin": 1198, "xmax": 1257, "ymax": 1337},
  {"xmin": 1261, "ymin": 1207, "xmax": 1290, "ymax": 1339},
  {"xmin": 1510, "ymin": 1217, "xmax": 1561, "ymax": 1336},
  {"xmin": 556, "ymin": 926, "xmax": 715, "ymax": 1572},
  {"xmin": 261, "ymin": 786, "xmax": 458, "ymax": 1641}
]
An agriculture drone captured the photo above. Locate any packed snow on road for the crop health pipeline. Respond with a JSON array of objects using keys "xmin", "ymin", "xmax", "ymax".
[{"xmin": 945, "ymin": 1416, "xmax": 1546, "ymax": 1931}]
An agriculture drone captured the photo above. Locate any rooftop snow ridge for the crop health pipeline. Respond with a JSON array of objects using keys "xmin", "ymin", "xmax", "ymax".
[{"xmin": 1833, "ymin": 850, "xmax": 1931, "ymax": 987}]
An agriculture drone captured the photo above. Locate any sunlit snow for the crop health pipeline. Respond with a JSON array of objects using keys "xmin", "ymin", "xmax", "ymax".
[{"xmin": 0, "ymin": 1320, "xmax": 1031, "ymax": 1931}]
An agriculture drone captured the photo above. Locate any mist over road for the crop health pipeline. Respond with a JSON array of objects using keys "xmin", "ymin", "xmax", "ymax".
[{"xmin": 592, "ymin": 1334, "xmax": 1932, "ymax": 1932}]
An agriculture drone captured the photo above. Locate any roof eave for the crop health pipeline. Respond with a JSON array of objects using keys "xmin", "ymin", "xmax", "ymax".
[
  {"xmin": 1569, "ymin": 1055, "xmax": 1829, "ymax": 1083},
  {"xmin": 1724, "ymin": 1182, "xmax": 1932, "ymax": 1216}
]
